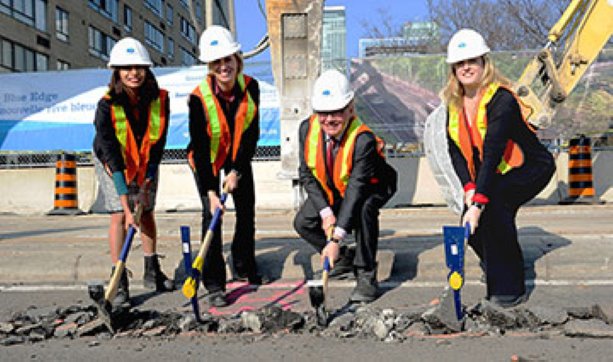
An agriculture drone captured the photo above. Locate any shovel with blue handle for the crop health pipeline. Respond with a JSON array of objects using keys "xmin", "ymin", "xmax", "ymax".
[
  {"xmin": 88, "ymin": 201, "xmax": 143, "ymax": 334},
  {"xmin": 308, "ymin": 227, "xmax": 334, "ymax": 327},
  {"xmin": 180, "ymin": 225, "xmax": 201, "ymax": 322},
  {"xmin": 443, "ymin": 222, "xmax": 470, "ymax": 320},
  {"xmin": 182, "ymin": 183, "xmax": 231, "ymax": 300}
]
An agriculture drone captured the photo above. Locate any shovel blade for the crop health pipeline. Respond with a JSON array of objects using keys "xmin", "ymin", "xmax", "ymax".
[
  {"xmin": 87, "ymin": 282, "xmax": 116, "ymax": 334},
  {"xmin": 307, "ymin": 280, "xmax": 324, "ymax": 307},
  {"xmin": 315, "ymin": 304, "xmax": 329, "ymax": 327},
  {"xmin": 308, "ymin": 280, "xmax": 329, "ymax": 326}
]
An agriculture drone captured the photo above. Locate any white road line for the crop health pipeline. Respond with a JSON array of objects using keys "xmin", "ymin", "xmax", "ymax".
[{"xmin": 1, "ymin": 279, "xmax": 613, "ymax": 292}]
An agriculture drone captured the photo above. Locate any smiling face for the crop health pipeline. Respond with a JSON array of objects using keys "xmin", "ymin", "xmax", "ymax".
[
  {"xmin": 317, "ymin": 103, "xmax": 353, "ymax": 139},
  {"xmin": 118, "ymin": 66, "xmax": 147, "ymax": 90},
  {"xmin": 209, "ymin": 54, "xmax": 238, "ymax": 88},
  {"xmin": 453, "ymin": 56, "xmax": 485, "ymax": 91}
]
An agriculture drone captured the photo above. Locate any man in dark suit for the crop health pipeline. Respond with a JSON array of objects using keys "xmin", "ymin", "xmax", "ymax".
[{"xmin": 294, "ymin": 70, "xmax": 397, "ymax": 302}]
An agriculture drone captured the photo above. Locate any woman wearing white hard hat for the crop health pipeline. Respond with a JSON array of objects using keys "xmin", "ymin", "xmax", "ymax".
[
  {"xmin": 442, "ymin": 29, "xmax": 555, "ymax": 307},
  {"xmin": 93, "ymin": 37, "xmax": 174, "ymax": 306},
  {"xmin": 187, "ymin": 25, "xmax": 263, "ymax": 307}
]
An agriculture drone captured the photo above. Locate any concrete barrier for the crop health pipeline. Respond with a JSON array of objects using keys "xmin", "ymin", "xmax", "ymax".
[{"xmin": 1, "ymin": 151, "xmax": 611, "ymax": 215}]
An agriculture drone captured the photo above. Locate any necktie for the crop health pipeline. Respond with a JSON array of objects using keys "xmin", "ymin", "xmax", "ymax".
[{"xmin": 326, "ymin": 137, "xmax": 336, "ymax": 176}]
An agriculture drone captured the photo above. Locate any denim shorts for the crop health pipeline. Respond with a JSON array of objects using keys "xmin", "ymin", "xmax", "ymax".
[{"xmin": 94, "ymin": 155, "xmax": 158, "ymax": 213}]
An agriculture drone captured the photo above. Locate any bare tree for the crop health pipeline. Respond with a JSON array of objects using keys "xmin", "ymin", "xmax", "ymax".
[
  {"xmin": 427, "ymin": 0, "xmax": 570, "ymax": 50},
  {"xmin": 361, "ymin": 0, "xmax": 570, "ymax": 53},
  {"xmin": 359, "ymin": 7, "xmax": 404, "ymax": 39}
]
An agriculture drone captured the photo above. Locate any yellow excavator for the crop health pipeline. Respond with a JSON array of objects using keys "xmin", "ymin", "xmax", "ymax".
[
  {"xmin": 515, "ymin": 0, "xmax": 613, "ymax": 129},
  {"xmin": 424, "ymin": 0, "xmax": 613, "ymax": 214},
  {"xmin": 422, "ymin": 0, "xmax": 612, "ymax": 328}
]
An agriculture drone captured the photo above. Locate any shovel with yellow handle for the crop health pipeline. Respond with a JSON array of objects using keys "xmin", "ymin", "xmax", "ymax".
[{"xmin": 182, "ymin": 183, "xmax": 231, "ymax": 300}]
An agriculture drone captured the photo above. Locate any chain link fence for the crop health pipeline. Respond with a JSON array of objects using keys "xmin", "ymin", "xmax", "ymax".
[{"xmin": 0, "ymin": 146, "xmax": 280, "ymax": 169}]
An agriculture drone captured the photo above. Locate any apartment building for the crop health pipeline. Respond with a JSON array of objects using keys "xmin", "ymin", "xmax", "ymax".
[
  {"xmin": 0, "ymin": 0, "xmax": 216, "ymax": 72},
  {"xmin": 321, "ymin": 5, "xmax": 345, "ymax": 72}
]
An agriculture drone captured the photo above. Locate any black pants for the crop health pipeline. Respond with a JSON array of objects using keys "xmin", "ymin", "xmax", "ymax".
[
  {"xmin": 468, "ymin": 163, "xmax": 555, "ymax": 298},
  {"xmin": 195, "ymin": 164, "xmax": 256, "ymax": 293},
  {"xmin": 293, "ymin": 192, "xmax": 387, "ymax": 271}
]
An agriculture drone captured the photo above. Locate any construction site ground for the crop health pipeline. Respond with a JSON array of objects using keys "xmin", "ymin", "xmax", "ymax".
[{"xmin": 1, "ymin": 204, "xmax": 612, "ymax": 361}]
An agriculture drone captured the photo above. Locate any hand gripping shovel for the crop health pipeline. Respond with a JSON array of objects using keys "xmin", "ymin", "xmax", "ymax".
[
  {"xmin": 88, "ymin": 202, "xmax": 144, "ymax": 334},
  {"xmin": 442, "ymin": 222, "xmax": 470, "ymax": 321},
  {"xmin": 308, "ymin": 227, "xmax": 334, "ymax": 327},
  {"xmin": 182, "ymin": 184, "xmax": 231, "ymax": 300}
]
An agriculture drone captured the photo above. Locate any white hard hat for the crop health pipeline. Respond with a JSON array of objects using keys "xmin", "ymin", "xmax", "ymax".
[
  {"xmin": 446, "ymin": 29, "xmax": 490, "ymax": 64},
  {"xmin": 107, "ymin": 37, "xmax": 153, "ymax": 68},
  {"xmin": 198, "ymin": 25, "xmax": 241, "ymax": 63},
  {"xmin": 311, "ymin": 69, "xmax": 355, "ymax": 112}
]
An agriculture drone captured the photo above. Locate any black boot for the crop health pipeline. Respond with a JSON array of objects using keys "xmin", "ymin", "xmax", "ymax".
[
  {"xmin": 207, "ymin": 290, "xmax": 228, "ymax": 307},
  {"xmin": 111, "ymin": 266, "xmax": 130, "ymax": 307},
  {"xmin": 349, "ymin": 266, "xmax": 379, "ymax": 303},
  {"xmin": 144, "ymin": 255, "xmax": 175, "ymax": 292}
]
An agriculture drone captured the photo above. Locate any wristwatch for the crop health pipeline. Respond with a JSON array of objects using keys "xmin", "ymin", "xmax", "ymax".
[{"xmin": 472, "ymin": 202, "xmax": 485, "ymax": 210}]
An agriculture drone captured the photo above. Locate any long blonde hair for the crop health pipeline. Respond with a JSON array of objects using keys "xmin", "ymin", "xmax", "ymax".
[{"xmin": 440, "ymin": 54, "xmax": 511, "ymax": 109}]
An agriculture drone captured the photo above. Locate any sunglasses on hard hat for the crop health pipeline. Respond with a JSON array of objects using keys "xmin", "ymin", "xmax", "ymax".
[{"xmin": 117, "ymin": 65, "xmax": 147, "ymax": 71}]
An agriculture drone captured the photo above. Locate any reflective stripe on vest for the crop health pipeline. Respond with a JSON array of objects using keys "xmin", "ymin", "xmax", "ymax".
[
  {"xmin": 447, "ymin": 82, "xmax": 528, "ymax": 180},
  {"xmin": 109, "ymin": 89, "xmax": 168, "ymax": 186},
  {"xmin": 192, "ymin": 73, "xmax": 257, "ymax": 176},
  {"xmin": 305, "ymin": 115, "xmax": 382, "ymax": 205}
]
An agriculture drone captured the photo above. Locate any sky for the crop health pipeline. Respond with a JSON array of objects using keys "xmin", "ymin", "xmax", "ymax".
[{"xmin": 235, "ymin": 0, "xmax": 430, "ymax": 62}]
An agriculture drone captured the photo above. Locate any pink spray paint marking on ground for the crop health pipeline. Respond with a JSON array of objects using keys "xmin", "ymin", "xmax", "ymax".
[{"xmin": 207, "ymin": 280, "xmax": 307, "ymax": 316}]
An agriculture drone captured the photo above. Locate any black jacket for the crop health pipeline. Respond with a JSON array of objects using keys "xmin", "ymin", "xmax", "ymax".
[
  {"xmin": 298, "ymin": 118, "xmax": 396, "ymax": 232},
  {"xmin": 93, "ymin": 92, "xmax": 169, "ymax": 174},
  {"xmin": 448, "ymin": 88, "xmax": 555, "ymax": 200},
  {"xmin": 187, "ymin": 76, "xmax": 260, "ymax": 193}
]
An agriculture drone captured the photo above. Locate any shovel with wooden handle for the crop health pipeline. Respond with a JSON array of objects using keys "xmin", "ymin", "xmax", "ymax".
[
  {"xmin": 308, "ymin": 227, "xmax": 335, "ymax": 327},
  {"xmin": 88, "ymin": 200, "xmax": 144, "ymax": 334},
  {"xmin": 182, "ymin": 183, "xmax": 232, "ymax": 300}
]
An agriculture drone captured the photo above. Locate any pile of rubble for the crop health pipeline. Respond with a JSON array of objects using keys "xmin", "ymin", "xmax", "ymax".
[{"xmin": 1, "ymin": 300, "xmax": 612, "ymax": 346}]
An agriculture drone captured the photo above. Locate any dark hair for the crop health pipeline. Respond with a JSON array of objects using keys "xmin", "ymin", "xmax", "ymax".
[{"xmin": 108, "ymin": 68, "xmax": 160, "ymax": 105}]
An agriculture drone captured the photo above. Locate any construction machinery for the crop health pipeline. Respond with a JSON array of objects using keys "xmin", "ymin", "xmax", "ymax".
[
  {"xmin": 422, "ymin": 0, "xmax": 612, "ymax": 328},
  {"xmin": 424, "ymin": 0, "xmax": 613, "ymax": 214}
]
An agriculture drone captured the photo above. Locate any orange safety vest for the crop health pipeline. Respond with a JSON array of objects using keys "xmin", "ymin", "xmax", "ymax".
[
  {"xmin": 305, "ymin": 115, "xmax": 386, "ymax": 205},
  {"xmin": 447, "ymin": 82, "xmax": 535, "ymax": 181},
  {"xmin": 107, "ymin": 89, "xmax": 168, "ymax": 186},
  {"xmin": 191, "ymin": 73, "xmax": 257, "ymax": 176}
]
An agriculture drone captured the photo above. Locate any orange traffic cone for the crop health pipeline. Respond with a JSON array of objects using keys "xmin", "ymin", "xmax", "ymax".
[
  {"xmin": 559, "ymin": 135, "xmax": 601, "ymax": 204},
  {"xmin": 48, "ymin": 152, "xmax": 85, "ymax": 215}
]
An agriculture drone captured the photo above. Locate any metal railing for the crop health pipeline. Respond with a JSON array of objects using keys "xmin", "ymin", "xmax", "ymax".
[{"xmin": 0, "ymin": 146, "xmax": 282, "ymax": 169}]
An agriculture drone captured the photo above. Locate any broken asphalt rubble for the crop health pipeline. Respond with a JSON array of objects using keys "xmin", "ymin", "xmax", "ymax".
[{"xmin": 2, "ymin": 299, "xmax": 613, "ymax": 346}]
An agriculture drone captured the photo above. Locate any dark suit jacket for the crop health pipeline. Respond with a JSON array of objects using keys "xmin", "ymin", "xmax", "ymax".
[{"xmin": 298, "ymin": 118, "xmax": 396, "ymax": 232}]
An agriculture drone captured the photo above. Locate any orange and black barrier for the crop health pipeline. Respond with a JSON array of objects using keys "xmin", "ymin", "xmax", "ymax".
[
  {"xmin": 48, "ymin": 152, "xmax": 84, "ymax": 215},
  {"xmin": 560, "ymin": 135, "xmax": 600, "ymax": 204}
]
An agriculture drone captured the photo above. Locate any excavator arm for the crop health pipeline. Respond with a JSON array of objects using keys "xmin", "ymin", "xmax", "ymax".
[
  {"xmin": 425, "ymin": 0, "xmax": 613, "ymax": 214},
  {"xmin": 514, "ymin": 0, "xmax": 613, "ymax": 128}
]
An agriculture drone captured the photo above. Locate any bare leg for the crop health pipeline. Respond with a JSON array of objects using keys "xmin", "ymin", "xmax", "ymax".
[
  {"xmin": 109, "ymin": 212, "xmax": 126, "ymax": 263},
  {"xmin": 140, "ymin": 210, "xmax": 156, "ymax": 255}
]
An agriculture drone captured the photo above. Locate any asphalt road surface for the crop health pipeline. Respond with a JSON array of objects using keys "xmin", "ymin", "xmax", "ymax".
[{"xmin": 1, "ymin": 205, "xmax": 612, "ymax": 360}]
